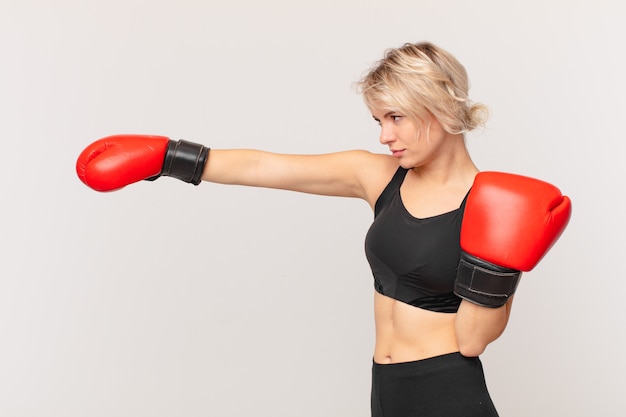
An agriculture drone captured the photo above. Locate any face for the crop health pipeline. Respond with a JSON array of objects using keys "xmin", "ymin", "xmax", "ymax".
[{"xmin": 370, "ymin": 107, "xmax": 447, "ymax": 169}]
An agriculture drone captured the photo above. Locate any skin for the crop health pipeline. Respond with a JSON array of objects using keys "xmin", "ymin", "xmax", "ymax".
[{"xmin": 201, "ymin": 108, "xmax": 513, "ymax": 363}]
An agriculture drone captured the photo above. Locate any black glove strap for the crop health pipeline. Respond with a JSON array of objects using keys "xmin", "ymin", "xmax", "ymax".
[
  {"xmin": 454, "ymin": 252, "xmax": 522, "ymax": 308},
  {"xmin": 161, "ymin": 140, "xmax": 210, "ymax": 185}
]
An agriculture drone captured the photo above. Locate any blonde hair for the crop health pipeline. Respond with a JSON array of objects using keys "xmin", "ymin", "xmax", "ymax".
[{"xmin": 357, "ymin": 42, "xmax": 488, "ymax": 134}]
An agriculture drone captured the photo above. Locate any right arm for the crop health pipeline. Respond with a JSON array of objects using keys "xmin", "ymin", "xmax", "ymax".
[
  {"xmin": 75, "ymin": 134, "xmax": 398, "ymax": 207},
  {"xmin": 202, "ymin": 149, "xmax": 393, "ymax": 202}
]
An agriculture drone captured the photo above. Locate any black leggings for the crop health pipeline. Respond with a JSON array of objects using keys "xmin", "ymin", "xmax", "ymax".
[{"xmin": 371, "ymin": 352, "xmax": 499, "ymax": 417}]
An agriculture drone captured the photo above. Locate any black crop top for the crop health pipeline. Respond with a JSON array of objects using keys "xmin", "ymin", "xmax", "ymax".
[{"xmin": 365, "ymin": 167, "xmax": 468, "ymax": 313}]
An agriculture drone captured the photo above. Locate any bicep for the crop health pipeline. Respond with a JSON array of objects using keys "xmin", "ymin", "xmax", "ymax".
[{"xmin": 201, "ymin": 148, "xmax": 394, "ymax": 201}]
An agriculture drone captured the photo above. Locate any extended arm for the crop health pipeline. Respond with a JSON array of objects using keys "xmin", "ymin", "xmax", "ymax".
[
  {"xmin": 76, "ymin": 134, "xmax": 395, "ymax": 205},
  {"xmin": 201, "ymin": 148, "xmax": 379, "ymax": 199}
]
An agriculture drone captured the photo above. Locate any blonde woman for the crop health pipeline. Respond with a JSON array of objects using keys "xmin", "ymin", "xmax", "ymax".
[{"xmin": 77, "ymin": 42, "xmax": 571, "ymax": 417}]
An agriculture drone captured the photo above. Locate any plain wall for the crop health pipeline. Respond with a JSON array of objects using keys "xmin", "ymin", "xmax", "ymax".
[{"xmin": 2, "ymin": 0, "xmax": 624, "ymax": 416}]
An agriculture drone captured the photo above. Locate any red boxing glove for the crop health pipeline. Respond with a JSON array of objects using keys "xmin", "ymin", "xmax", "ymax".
[
  {"xmin": 454, "ymin": 172, "xmax": 572, "ymax": 307},
  {"xmin": 76, "ymin": 134, "xmax": 209, "ymax": 192}
]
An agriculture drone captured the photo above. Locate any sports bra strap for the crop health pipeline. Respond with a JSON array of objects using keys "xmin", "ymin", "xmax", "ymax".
[{"xmin": 374, "ymin": 167, "xmax": 408, "ymax": 216}]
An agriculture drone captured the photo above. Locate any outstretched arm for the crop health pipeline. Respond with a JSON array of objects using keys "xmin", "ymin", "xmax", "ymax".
[
  {"xmin": 76, "ymin": 134, "xmax": 397, "ymax": 206},
  {"xmin": 202, "ymin": 149, "xmax": 386, "ymax": 200}
]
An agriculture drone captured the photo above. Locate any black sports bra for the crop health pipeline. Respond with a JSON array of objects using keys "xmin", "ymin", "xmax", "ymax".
[{"xmin": 364, "ymin": 167, "xmax": 468, "ymax": 313}]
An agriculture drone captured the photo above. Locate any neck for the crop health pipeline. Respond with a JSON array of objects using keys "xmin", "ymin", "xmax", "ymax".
[{"xmin": 411, "ymin": 133, "xmax": 478, "ymax": 185}]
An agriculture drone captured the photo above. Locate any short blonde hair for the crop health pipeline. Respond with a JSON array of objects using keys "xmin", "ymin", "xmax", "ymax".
[{"xmin": 358, "ymin": 42, "xmax": 488, "ymax": 134}]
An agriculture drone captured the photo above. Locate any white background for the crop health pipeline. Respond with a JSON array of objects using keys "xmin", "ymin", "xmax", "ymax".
[{"xmin": 1, "ymin": 1, "xmax": 624, "ymax": 416}]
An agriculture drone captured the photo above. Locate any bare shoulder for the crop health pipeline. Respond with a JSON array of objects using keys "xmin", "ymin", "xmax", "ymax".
[{"xmin": 348, "ymin": 151, "xmax": 399, "ymax": 209}]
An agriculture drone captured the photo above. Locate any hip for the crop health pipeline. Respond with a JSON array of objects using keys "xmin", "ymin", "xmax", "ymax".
[{"xmin": 371, "ymin": 352, "xmax": 499, "ymax": 417}]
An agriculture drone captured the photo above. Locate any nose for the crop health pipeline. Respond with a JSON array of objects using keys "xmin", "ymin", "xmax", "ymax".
[{"xmin": 379, "ymin": 124, "xmax": 396, "ymax": 145}]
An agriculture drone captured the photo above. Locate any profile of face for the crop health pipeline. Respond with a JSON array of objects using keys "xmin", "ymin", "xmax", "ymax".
[{"xmin": 370, "ymin": 106, "xmax": 449, "ymax": 169}]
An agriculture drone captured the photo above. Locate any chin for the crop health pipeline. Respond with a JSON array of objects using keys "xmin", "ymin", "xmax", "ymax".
[{"xmin": 399, "ymin": 159, "xmax": 418, "ymax": 170}]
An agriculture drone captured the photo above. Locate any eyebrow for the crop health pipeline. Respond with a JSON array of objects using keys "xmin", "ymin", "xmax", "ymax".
[{"xmin": 372, "ymin": 111, "xmax": 396, "ymax": 121}]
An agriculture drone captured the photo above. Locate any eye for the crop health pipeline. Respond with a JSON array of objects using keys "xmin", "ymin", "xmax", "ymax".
[{"xmin": 391, "ymin": 115, "xmax": 403, "ymax": 123}]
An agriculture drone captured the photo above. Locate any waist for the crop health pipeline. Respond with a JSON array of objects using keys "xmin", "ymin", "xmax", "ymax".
[
  {"xmin": 372, "ymin": 351, "xmax": 476, "ymax": 369},
  {"xmin": 373, "ymin": 291, "xmax": 460, "ymax": 364}
]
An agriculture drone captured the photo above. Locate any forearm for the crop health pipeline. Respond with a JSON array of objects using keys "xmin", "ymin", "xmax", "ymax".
[
  {"xmin": 454, "ymin": 296, "xmax": 514, "ymax": 357},
  {"xmin": 201, "ymin": 149, "xmax": 267, "ymax": 186}
]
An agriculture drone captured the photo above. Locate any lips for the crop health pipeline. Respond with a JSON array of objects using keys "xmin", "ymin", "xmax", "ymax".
[{"xmin": 390, "ymin": 149, "xmax": 405, "ymax": 157}]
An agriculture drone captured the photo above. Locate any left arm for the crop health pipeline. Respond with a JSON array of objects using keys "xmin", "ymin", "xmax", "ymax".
[
  {"xmin": 455, "ymin": 296, "xmax": 514, "ymax": 357},
  {"xmin": 452, "ymin": 171, "xmax": 572, "ymax": 357}
]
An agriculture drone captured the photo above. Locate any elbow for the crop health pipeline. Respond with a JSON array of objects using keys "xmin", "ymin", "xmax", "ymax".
[{"xmin": 458, "ymin": 340, "xmax": 488, "ymax": 358}]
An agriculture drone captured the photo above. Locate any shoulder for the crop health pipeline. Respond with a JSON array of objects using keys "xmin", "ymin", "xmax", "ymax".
[{"xmin": 348, "ymin": 151, "xmax": 399, "ymax": 209}]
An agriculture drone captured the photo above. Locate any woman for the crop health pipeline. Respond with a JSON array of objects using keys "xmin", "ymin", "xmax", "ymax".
[{"xmin": 77, "ymin": 42, "xmax": 570, "ymax": 417}]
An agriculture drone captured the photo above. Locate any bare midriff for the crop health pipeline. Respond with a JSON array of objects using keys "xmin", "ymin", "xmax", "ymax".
[{"xmin": 373, "ymin": 291, "xmax": 460, "ymax": 364}]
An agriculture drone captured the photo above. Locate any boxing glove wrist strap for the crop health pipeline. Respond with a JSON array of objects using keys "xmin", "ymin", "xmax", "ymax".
[
  {"xmin": 159, "ymin": 139, "xmax": 210, "ymax": 185},
  {"xmin": 454, "ymin": 252, "xmax": 521, "ymax": 308}
]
